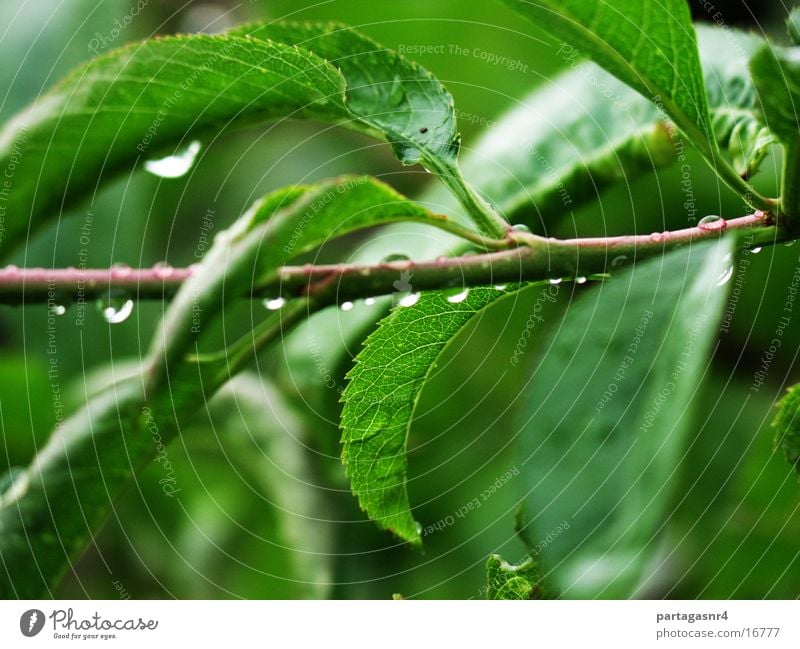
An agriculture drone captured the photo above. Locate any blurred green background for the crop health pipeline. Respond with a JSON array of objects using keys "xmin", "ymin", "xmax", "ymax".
[{"xmin": 0, "ymin": 0, "xmax": 797, "ymax": 599}]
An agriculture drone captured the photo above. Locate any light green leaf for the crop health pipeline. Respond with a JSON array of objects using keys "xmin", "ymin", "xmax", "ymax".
[
  {"xmin": 515, "ymin": 238, "xmax": 734, "ymax": 598},
  {"xmin": 341, "ymin": 284, "xmax": 528, "ymax": 546},
  {"xmin": 485, "ymin": 554, "xmax": 541, "ymax": 600},
  {"xmin": 502, "ymin": 0, "xmax": 770, "ymax": 208},
  {"xmin": 451, "ymin": 66, "xmax": 671, "ymax": 225},
  {"xmin": 772, "ymin": 384, "xmax": 800, "ymax": 475}
]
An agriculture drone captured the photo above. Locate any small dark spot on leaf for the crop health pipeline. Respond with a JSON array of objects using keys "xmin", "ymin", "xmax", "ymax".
[{"xmin": 419, "ymin": 127, "xmax": 428, "ymax": 133}]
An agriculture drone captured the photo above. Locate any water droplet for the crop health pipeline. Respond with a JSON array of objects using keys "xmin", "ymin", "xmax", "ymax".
[
  {"xmin": 494, "ymin": 284, "xmax": 508, "ymax": 291},
  {"xmin": 98, "ymin": 294, "xmax": 134, "ymax": 324},
  {"xmin": 511, "ymin": 223, "xmax": 532, "ymax": 233},
  {"xmin": 398, "ymin": 292, "xmax": 421, "ymax": 308},
  {"xmin": 548, "ymin": 278, "xmax": 563, "ymax": 286},
  {"xmin": 715, "ymin": 266, "xmax": 734, "ymax": 286},
  {"xmin": 144, "ymin": 140, "xmax": 202, "ymax": 178},
  {"xmin": 397, "ymin": 145, "xmax": 421, "ymax": 163},
  {"xmin": 576, "ymin": 276, "xmax": 588, "ymax": 284},
  {"xmin": 751, "ymin": 246, "xmax": 762, "ymax": 254},
  {"xmin": 445, "ymin": 288, "xmax": 469, "ymax": 304},
  {"xmin": 611, "ymin": 255, "xmax": 628, "ymax": 268},
  {"xmin": 650, "ymin": 232, "xmax": 665, "ymax": 243},
  {"xmin": 263, "ymin": 297, "xmax": 286, "ymax": 311},
  {"xmin": 48, "ymin": 304, "xmax": 66, "ymax": 317},
  {"xmin": 111, "ymin": 263, "xmax": 133, "ymax": 279},
  {"xmin": 381, "ymin": 253, "xmax": 411, "ymax": 263},
  {"xmin": 153, "ymin": 261, "xmax": 174, "ymax": 280},
  {"xmin": 698, "ymin": 215, "xmax": 727, "ymax": 231},
  {"xmin": 387, "ymin": 75, "xmax": 406, "ymax": 106},
  {"xmin": 340, "ymin": 301, "xmax": 354, "ymax": 312},
  {"xmin": 364, "ymin": 297, "xmax": 377, "ymax": 306},
  {"xmin": 716, "ymin": 253, "xmax": 734, "ymax": 286}
]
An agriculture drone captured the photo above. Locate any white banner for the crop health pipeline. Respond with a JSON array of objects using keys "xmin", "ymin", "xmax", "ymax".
[{"xmin": 0, "ymin": 600, "xmax": 797, "ymax": 648}]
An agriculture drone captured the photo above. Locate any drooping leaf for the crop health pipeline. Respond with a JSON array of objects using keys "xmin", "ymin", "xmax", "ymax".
[
  {"xmin": 229, "ymin": 22, "xmax": 459, "ymax": 168},
  {"xmin": 772, "ymin": 384, "xmax": 800, "ymax": 475},
  {"xmin": 229, "ymin": 22, "xmax": 504, "ymax": 237},
  {"xmin": 485, "ymin": 554, "xmax": 542, "ymax": 600},
  {"xmin": 515, "ymin": 238, "xmax": 734, "ymax": 598},
  {"xmin": 341, "ymin": 284, "xmax": 530, "ymax": 546},
  {"xmin": 0, "ymin": 176, "xmax": 456, "ymax": 597},
  {"xmin": 502, "ymin": 0, "xmax": 767, "ymax": 207},
  {"xmin": 502, "ymin": 0, "xmax": 712, "ymax": 146}
]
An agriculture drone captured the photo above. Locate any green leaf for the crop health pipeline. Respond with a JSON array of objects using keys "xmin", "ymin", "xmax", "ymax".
[
  {"xmin": 0, "ymin": 33, "xmax": 347, "ymax": 255},
  {"xmin": 502, "ymin": 0, "xmax": 770, "ymax": 208},
  {"xmin": 750, "ymin": 45, "xmax": 800, "ymax": 147},
  {"xmin": 424, "ymin": 26, "xmax": 774, "ymax": 226},
  {"xmin": 341, "ymin": 284, "xmax": 529, "ymax": 546},
  {"xmin": 515, "ymin": 238, "xmax": 734, "ymax": 598},
  {"xmin": 485, "ymin": 554, "xmax": 541, "ymax": 600},
  {"xmin": 751, "ymin": 43, "xmax": 800, "ymax": 219},
  {"xmin": 452, "ymin": 66, "xmax": 672, "ymax": 226},
  {"xmin": 0, "ymin": 376, "xmax": 146, "ymax": 597},
  {"xmin": 502, "ymin": 0, "xmax": 711, "ymax": 145},
  {"xmin": 699, "ymin": 26, "xmax": 777, "ymax": 180},
  {"xmin": 772, "ymin": 384, "xmax": 800, "ymax": 475}
]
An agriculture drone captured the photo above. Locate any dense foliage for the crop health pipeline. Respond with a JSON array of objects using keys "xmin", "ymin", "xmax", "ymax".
[{"xmin": 0, "ymin": 0, "xmax": 798, "ymax": 599}]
